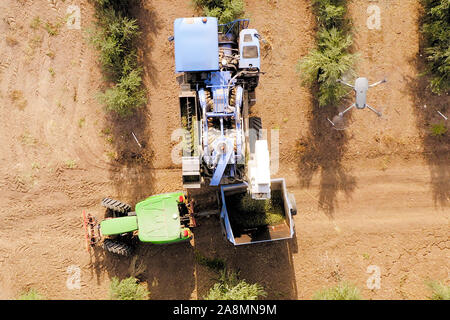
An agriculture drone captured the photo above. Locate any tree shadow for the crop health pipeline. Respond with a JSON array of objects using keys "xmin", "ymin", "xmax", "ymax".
[
  {"xmin": 193, "ymin": 218, "xmax": 298, "ymax": 300},
  {"xmin": 137, "ymin": 242, "xmax": 195, "ymax": 299},
  {"xmin": 104, "ymin": 108, "xmax": 154, "ymax": 202},
  {"xmin": 87, "ymin": 241, "xmax": 196, "ymax": 299},
  {"xmin": 134, "ymin": 1, "xmax": 163, "ymax": 88},
  {"xmin": 297, "ymin": 95, "xmax": 357, "ymax": 218},
  {"xmin": 404, "ymin": 55, "xmax": 449, "ymax": 209}
]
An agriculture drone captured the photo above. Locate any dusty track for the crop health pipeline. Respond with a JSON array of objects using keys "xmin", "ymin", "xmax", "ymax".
[{"xmin": 0, "ymin": 0, "xmax": 448, "ymax": 299}]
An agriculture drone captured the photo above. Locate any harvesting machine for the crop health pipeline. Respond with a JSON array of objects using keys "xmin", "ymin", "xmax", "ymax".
[{"xmin": 173, "ymin": 17, "xmax": 271, "ymax": 200}]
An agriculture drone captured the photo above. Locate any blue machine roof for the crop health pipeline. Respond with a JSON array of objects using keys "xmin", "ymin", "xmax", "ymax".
[{"xmin": 174, "ymin": 17, "xmax": 219, "ymax": 73}]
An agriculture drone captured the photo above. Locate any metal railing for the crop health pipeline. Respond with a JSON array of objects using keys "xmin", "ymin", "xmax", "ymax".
[{"xmin": 218, "ymin": 19, "xmax": 250, "ymax": 39}]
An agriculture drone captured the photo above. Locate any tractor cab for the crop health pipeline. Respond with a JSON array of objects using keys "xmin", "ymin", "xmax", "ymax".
[
  {"xmin": 99, "ymin": 192, "xmax": 193, "ymax": 247},
  {"xmin": 239, "ymin": 29, "xmax": 260, "ymax": 70},
  {"xmin": 135, "ymin": 192, "xmax": 192, "ymax": 244}
]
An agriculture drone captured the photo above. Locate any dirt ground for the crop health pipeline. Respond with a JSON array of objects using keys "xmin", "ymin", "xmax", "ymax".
[{"xmin": 0, "ymin": 0, "xmax": 448, "ymax": 300}]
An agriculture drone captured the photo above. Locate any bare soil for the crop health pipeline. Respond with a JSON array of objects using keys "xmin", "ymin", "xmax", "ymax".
[{"xmin": 0, "ymin": 0, "xmax": 448, "ymax": 300}]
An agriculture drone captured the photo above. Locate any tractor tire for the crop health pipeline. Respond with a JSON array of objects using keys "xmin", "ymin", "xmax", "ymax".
[
  {"xmin": 288, "ymin": 193, "xmax": 297, "ymax": 216},
  {"xmin": 248, "ymin": 116, "xmax": 262, "ymax": 154},
  {"xmin": 249, "ymin": 117, "xmax": 262, "ymax": 138},
  {"xmin": 219, "ymin": 217, "xmax": 227, "ymax": 242},
  {"xmin": 103, "ymin": 239, "xmax": 133, "ymax": 257},
  {"xmin": 101, "ymin": 198, "xmax": 132, "ymax": 216},
  {"xmin": 248, "ymin": 90, "xmax": 256, "ymax": 107}
]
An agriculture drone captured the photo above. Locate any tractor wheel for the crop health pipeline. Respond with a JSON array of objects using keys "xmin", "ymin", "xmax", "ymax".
[
  {"xmin": 101, "ymin": 198, "xmax": 132, "ymax": 216},
  {"xmin": 249, "ymin": 116, "xmax": 262, "ymax": 138},
  {"xmin": 248, "ymin": 116, "xmax": 262, "ymax": 153},
  {"xmin": 248, "ymin": 90, "xmax": 256, "ymax": 107},
  {"xmin": 219, "ymin": 217, "xmax": 228, "ymax": 242},
  {"xmin": 288, "ymin": 193, "xmax": 297, "ymax": 216},
  {"xmin": 103, "ymin": 239, "xmax": 133, "ymax": 257}
]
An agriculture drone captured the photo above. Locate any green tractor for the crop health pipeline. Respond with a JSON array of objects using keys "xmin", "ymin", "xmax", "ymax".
[{"xmin": 84, "ymin": 192, "xmax": 196, "ymax": 256}]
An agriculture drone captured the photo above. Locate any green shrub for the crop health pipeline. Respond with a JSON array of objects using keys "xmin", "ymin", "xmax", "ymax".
[
  {"xmin": 427, "ymin": 281, "xmax": 450, "ymax": 300},
  {"xmin": 430, "ymin": 123, "xmax": 448, "ymax": 136},
  {"xmin": 205, "ymin": 270, "xmax": 267, "ymax": 300},
  {"xmin": 193, "ymin": 0, "xmax": 244, "ymax": 24},
  {"xmin": 30, "ymin": 16, "xmax": 41, "ymax": 30},
  {"xmin": 18, "ymin": 288, "xmax": 45, "ymax": 300},
  {"xmin": 89, "ymin": 10, "xmax": 141, "ymax": 80},
  {"xmin": 313, "ymin": 282, "xmax": 361, "ymax": 300},
  {"xmin": 93, "ymin": 0, "xmax": 138, "ymax": 13},
  {"xmin": 44, "ymin": 20, "xmax": 63, "ymax": 36},
  {"xmin": 109, "ymin": 276, "xmax": 150, "ymax": 300},
  {"xmin": 196, "ymin": 252, "xmax": 265, "ymax": 300},
  {"xmin": 420, "ymin": 0, "xmax": 450, "ymax": 94},
  {"xmin": 297, "ymin": 0, "xmax": 356, "ymax": 107},
  {"xmin": 195, "ymin": 250, "xmax": 226, "ymax": 272},
  {"xmin": 297, "ymin": 28, "xmax": 356, "ymax": 106},
  {"xmin": 313, "ymin": 0, "xmax": 347, "ymax": 30},
  {"xmin": 99, "ymin": 69, "xmax": 147, "ymax": 117},
  {"xmin": 229, "ymin": 190, "xmax": 285, "ymax": 228},
  {"xmin": 89, "ymin": 0, "xmax": 146, "ymax": 117}
]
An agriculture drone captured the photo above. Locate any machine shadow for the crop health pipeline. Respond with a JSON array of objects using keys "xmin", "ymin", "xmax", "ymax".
[
  {"xmin": 88, "ymin": 242, "xmax": 196, "ymax": 299},
  {"xmin": 103, "ymin": 1, "xmax": 160, "ymax": 204},
  {"xmin": 135, "ymin": 0, "xmax": 161, "ymax": 88},
  {"xmin": 137, "ymin": 242, "xmax": 195, "ymax": 299},
  {"xmin": 90, "ymin": 3, "xmax": 196, "ymax": 299},
  {"xmin": 405, "ymin": 56, "xmax": 449, "ymax": 209},
  {"xmin": 104, "ymin": 109, "xmax": 155, "ymax": 203},
  {"xmin": 297, "ymin": 94, "xmax": 357, "ymax": 218},
  {"xmin": 193, "ymin": 218, "xmax": 298, "ymax": 300}
]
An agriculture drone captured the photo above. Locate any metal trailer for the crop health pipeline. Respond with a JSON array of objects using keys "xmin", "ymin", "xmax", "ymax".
[{"xmin": 219, "ymin": 178, "xmax": 297, "ymax": 245}]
